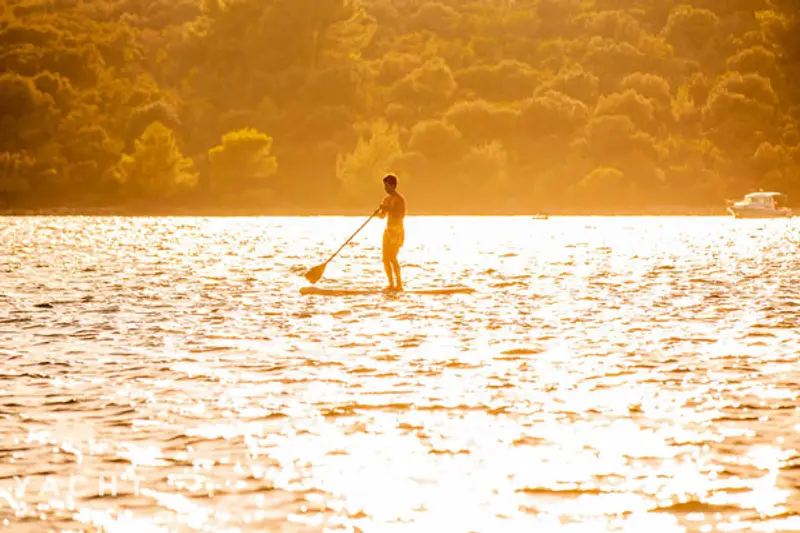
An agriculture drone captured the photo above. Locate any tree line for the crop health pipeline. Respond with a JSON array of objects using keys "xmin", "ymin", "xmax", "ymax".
[{"xmin": 1, "ymin": 0, "xmax": 799, "ymax": 213}]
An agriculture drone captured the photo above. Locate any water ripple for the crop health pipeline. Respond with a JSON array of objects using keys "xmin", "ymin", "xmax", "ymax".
[{"xmin": 0, "ymin": 215, "xmax": 799, "ymax": 532}]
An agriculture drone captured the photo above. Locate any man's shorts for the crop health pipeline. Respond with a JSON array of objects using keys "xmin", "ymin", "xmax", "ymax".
[{"xmin": 382, "ymin": 226, "xmax": 404, "ymax": 257}]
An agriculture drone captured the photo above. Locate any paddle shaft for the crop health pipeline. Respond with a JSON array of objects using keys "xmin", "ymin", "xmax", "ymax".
[{"xmin": 323, "ymin": 207, "xmax": 380, "ymax": 265}]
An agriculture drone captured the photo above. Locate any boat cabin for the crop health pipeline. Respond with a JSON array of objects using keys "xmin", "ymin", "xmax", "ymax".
[
  {"xmin": 727, "ymin": 190, "xmax": 792, "ymax": 218},
  {"xmin": 741, "ymin": 191, "xmax": 787, "ymax": 209}
]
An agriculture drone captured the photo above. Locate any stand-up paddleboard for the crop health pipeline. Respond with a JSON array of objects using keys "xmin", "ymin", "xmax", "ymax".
[{"xmin": 300, "ymin": 286, "xmax": 475, "ymax": 296}]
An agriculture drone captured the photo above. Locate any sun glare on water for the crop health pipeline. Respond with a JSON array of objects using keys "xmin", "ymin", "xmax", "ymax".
[{"xmin": 1, "ymin": 216, "xmax": 799, "ymax": 532}]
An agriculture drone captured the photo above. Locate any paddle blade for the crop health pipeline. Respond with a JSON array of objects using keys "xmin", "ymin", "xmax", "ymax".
[{"xmin": 303, "ymin": 263, "xmax": 327, "ymax": 284}]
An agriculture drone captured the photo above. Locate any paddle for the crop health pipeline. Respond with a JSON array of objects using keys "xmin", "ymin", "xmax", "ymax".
[{"xmin": 303, "ymin": 207, "xmax": 381, "ymax": 284}]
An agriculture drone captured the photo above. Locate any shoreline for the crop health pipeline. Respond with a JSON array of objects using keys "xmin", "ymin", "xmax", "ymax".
[{"xmin": 0, "ymin": 205, "xmax": 738, "ymax": 217}]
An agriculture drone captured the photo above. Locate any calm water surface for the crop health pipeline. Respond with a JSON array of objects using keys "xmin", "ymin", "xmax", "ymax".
[{"xmin": 1, "ymin": 216, "xmax": 799, "ymax": 533}]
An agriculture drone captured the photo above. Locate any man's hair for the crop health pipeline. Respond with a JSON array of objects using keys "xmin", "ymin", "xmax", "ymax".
[{"xmin": 383, "ymin": 174, "xmax": 398, "ymax": 188}]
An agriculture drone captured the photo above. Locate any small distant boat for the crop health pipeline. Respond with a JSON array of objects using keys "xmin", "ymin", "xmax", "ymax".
[
  {"xmin": 726, "ymin": 191, "xmax": 792, "ymax": 219},
  {"xmin": 531, "ymin": 214, "xmax": 549, "ymax": 220}
]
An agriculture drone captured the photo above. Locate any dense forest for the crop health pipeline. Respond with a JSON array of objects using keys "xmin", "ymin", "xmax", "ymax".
[{"xmin": 1, "ymin": 0, "xmax": 799, "ymax": 213}]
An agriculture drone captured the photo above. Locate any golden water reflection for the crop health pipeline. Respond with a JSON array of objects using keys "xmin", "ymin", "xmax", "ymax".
[{"xmin": 0, "ymin": 216, "xmax": 798, "ymax": 532}]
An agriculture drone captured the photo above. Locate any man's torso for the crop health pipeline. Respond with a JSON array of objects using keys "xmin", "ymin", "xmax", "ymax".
[{"xmin": 383, "ymin": 192, "xmax": 406, "ymax": 228}]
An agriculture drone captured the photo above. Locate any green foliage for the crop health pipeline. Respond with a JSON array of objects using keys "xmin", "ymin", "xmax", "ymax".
[
  {"xmin": 518, "ymin": 91, "xmax": 590, "ymax": 140},
  {"xmin": 456, "ymin": 60, "xmax": 541, "ymax": 102},
  {"xmin": 574, "ymin": 166, "xmax": 630, "ymax": 206},
  {"xmin": 408, "ymin": 119, "xmax": 463, "ymax": 162},
  {"xmin": 584, "ymin": 115, "xmax": 657, "ymax": 161},
  {"xmin": 620, "ymin": 73, "xmax": 671, "ymax": 108},
  {"xmin": 116, "ymin": 121, "xmax": 197, "ymax": 200},
  {"xmin": 459, "ymin": 141, "xmax": 510, "ymax": 195},
  {"xmin": 391, "ymin": 58, "xmax": 457, "ymax": 113},
  {"xmin": 751, "ymin": 141, "xmax": 798, "ymax": 190},
  {"xmin": 336, "ymin": 119, "xmax": 402, "ymax": 201},
  {"xmin": 595, "ymin": 89, "xmax": 656, "ymax": 133},
  {"xmin": 726, "ymin": 46, "xmax": 778, "ymax": 79},
  {"xmin": 662, "ymin": 5, "xmax": 720, "ymax": 56},
  {"xmin": 444, "ymin": 100, "xmax": 518, "ymax": 144},
  {"xmin": 536, "ymin": 66, "xmax": 599, "ymax": 106},
  {"xmin": 2, "ymin": 0, "xmax": 800, "ymax": 212},
  {"xmin": 0, "ymin": 152, "xmax": 35, "ymax": 196},
  {"xmin": 208, "ymin": 128, "xmax": 278, "ymax": 195}
]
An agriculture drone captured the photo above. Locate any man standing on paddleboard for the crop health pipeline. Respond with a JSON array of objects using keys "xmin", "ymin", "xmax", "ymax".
[{"xmin": 377, "ymin": 174, "xmax": 406, "ymax": 291}]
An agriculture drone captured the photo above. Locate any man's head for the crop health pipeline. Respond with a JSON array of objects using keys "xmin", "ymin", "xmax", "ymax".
[{"xmin": 383, "ymin": 174, "xmax": 398, "ymax": 193}]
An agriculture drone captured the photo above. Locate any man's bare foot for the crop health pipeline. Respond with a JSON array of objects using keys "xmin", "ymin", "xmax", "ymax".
[
  {"xmin": 395, "ymin": 284, "xmax": 404, "ymax": 292},
  {"xmin": 383, "ymin": 285, "xmax": 396, "ymax": 292}
]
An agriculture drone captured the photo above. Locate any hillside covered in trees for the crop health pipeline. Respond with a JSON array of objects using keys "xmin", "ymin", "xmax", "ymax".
[{"xmin": 1, "ymin": 0, "xmax": 799, "ymax": 213}]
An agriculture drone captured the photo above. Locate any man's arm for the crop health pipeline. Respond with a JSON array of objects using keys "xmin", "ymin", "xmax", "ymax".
[{"xmin": 377, "ymin": 197, "xmax": 390, "ymax": 218}]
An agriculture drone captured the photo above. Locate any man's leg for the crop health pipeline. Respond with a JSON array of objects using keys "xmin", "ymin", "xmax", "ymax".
[
  {"xmin": 390, "ymin": 231, "xmax": 403, "ymax": 290},
  {"xmin": 391, "ymin": 258, "xmax": 402, "ymax": 290},
  {"xmin": 382, "ymin": 234, "xmax": 395, "ymax": 289},
  {"xmin": 383, "ymin": 256, "xmax": 395, "ymax": 288}
]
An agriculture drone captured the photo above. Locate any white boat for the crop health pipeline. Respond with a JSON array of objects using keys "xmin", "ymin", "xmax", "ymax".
[{"xmin": 726, "ymin": 191, "xmax": 792, "ymax": 218}]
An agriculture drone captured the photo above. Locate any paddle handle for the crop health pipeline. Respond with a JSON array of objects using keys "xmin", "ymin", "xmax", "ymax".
[{"xmin": 324, "ymin": 207, "xmax": 381, "ymax": 265}]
